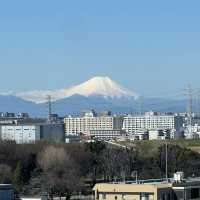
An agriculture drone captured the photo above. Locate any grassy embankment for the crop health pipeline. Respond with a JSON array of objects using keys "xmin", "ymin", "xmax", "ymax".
[{"xmin": 117, "ymin": 139, "xmax": 200, "ymax": 157}]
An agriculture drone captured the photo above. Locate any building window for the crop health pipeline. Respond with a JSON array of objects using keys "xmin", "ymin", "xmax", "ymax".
[
  {"xmin": 191, "ymin": 188, "xmax": 200, "ymax": 199},
  {"xmin": 167, "ymin": 193, "xmax": 170, "ymax": 200},
  {"xmin": 102, "ymin": 194, "xmax": 106, "ymax": 200},
  {"xmin": 140, "ymin": 193, "xmax": 149, "ymax": 200}
]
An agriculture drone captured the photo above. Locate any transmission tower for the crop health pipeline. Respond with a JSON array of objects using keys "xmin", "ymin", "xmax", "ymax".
[
  {"xmin": 185, "ymin": 85, "xmax": 193, "ymax": 128},
  {"xmin": 139, "ymin": 96, "xmax": 144, "ymax": 115},
  {"xmin": 196, "ymin": 89, "xmax": 200, "ymax": 117},
  {"xmin": 47, "ymin": 95, "xmax": 52, "ymax": 124}
]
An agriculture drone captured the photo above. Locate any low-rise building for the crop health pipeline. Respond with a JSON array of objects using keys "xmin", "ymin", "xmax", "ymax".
[
  {"xmin": 0, "ymin": 184, "xmax": 14, "ymax": 200},
  {"xmin": 94, "ymin": 182, "xmax": 172, "ymax": 200},
  {"xmin": 93, "ymin": 172, "xmax": 200, "ymax": 200},
  {"xmin": 89, "ymin": 129, "xmax": 126, "ymax": 140},
  {"xmin": 65, "ymin": 134, "xmax": 81, "ymax": 143},
  {"xmin": 130, "ymin": 131, "xmax": 149, "ymax": 141},
  {"xmin": 0, "ymin": 117, "xmax": 46, "ymax": 126},
  {"xmin": 149, "ymin": 129, "xmax": 171, "ymax": 140},
  {"xmin": 0, "ymin": 112, "xmax": 47, "ymax": 125}
]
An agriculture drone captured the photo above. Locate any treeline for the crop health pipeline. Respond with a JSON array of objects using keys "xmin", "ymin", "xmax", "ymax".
[{"xmin": 0, "ymin": 140, "xmax": 200, "ymax": 199}]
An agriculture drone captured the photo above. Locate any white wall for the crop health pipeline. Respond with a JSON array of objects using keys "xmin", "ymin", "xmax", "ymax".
[{"xmin": 1, "ymin": 125, "xmax": 40, "ymax": 144}]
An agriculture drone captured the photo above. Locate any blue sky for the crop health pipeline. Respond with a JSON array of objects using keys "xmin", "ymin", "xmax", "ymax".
[{"xmin": 1, "ymin": 0, "xmax": 200, "ymax": 97}]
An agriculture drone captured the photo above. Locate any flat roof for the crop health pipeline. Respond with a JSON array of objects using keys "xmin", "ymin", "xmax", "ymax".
[
  {"xmin": 173, "ymin": 177, "xmax": 200, "ymax": 187},
  {"xmin": 107, "ymin": 178, "xmax": 170, "ymax": 185},
  {"xmin": 0, "ymin": 184, "xmax": 13, "ymax": 189},
  {"xmin": 94, "ymin": 177, "xmax": 200, "ymax": 190},
  {"xmin": 93, "ymin": 182, "xmax": 172, "ymax": 192}
]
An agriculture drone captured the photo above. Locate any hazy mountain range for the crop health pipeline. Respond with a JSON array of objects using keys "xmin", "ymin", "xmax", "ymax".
[{"xmin": 0, "ymin": 76, "xmax": 188, "ymax": 116}]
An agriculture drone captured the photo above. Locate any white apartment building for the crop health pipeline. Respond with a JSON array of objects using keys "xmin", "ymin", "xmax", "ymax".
[
  {"xmin": 64, "ymin": 111, "xmax": 124, "ymax": 135},
  {"xmin": 123, "ymin": 111, "xmax": 183, "ymax": 135}
]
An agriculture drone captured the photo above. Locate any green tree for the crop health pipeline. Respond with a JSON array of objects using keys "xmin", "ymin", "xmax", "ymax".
[
  {"xmin": 13, "ymin": 161, "xmax": 23, "ymax": 193},
  {"xmin": 86, "ymin": 141, "xmax": 106, "ymax": 185}
]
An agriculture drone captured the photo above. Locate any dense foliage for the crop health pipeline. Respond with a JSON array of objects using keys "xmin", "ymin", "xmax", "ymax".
[{"xmin": 0, "ymin": 140, "xmax": 200, "ymax": 198}]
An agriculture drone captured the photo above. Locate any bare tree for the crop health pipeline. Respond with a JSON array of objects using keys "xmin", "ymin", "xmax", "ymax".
[
  {"xmin": 38, "ymin": 146, "xmax": 69, "ymax": 171},
  {"xmin": 101, "ymin": 147, "xmax": 137, "ymax": 182},
  {"xmin": 38, "ymin": 145, "xmax": 81, "ymax": 200}
]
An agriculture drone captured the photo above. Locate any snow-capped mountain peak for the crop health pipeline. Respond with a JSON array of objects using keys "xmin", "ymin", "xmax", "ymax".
[
  {"xmin": 10, "ymin": 76, "xmax": 138, "ymax": 103},
  {"xmin": 68, "ymin": 76, "xmax": 137, "ymax": 98}
]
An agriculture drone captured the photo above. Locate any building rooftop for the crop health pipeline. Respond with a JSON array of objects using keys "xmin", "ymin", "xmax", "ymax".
[
  {"xmin": 96, "ymin": 176, "xmax": 200, "ymax": 187},
  {"xmin": 0, "ymin": 184, "xmax": 13, "ymax": 189}
]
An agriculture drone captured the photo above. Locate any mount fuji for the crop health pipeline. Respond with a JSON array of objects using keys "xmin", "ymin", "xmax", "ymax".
[
  {"xmin": 0, "ymin": 76, "xmax": 187, "ymax": 116},
  {"xmin": 13, "ymin": 76, "xmax": 139, "ymax": 103}
]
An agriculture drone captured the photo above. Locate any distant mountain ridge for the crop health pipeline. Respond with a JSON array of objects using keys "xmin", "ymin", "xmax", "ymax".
[
  {"xmin": 0, "ymin": 76, "xmax": 188, "ymax": 116},
  {"xmin": 0, "ymin": 94, "xmax": 188, "ymax": 117}
]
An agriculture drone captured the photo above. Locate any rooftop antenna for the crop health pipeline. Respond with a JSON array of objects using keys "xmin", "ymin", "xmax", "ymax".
[
  {"xmin": 121, "ymin": 171, "xmax": 126, "ymax": 183},
  {"xmin": 131, "ymin": 171, "xmax": 138, "ymax": 184}
]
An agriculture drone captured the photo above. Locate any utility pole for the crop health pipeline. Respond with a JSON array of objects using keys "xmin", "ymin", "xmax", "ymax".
[{"xmin": 165, "ymin": 143, "xmax": 168, "ymax": 182}]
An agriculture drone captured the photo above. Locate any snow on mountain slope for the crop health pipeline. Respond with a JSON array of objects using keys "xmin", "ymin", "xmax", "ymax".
[{"xmin": 10, "ymin": 76, "xmax": 138, "ymax": 103}]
